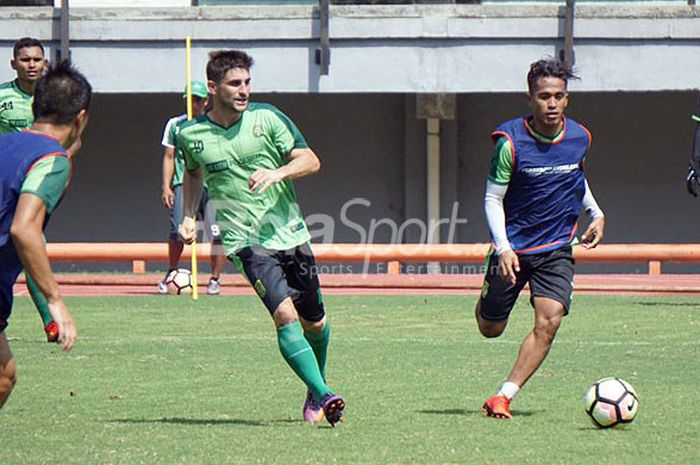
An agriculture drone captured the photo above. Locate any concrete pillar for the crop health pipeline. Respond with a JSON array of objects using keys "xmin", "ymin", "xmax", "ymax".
[
  {"xmin": 426, "ymin": 117, "xmax": 441, "ymax": 245},
  {"xmin": 426, "ymin": 118, "xmax": 441, "ymax": 274},
  {"xmin": 416, "ymin": 93, "xmax": 456, "ymax": 274},
  {"xmin": 403, "ymin": 95, "xmax": 427, "ymax": 245}
]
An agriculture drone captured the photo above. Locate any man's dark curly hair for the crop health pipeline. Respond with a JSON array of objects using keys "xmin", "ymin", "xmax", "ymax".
[
  {"xmin": 206, "ymin": 50, "xmax": 254, "ymax": 83},
  {"xmin": 527, "ymin": 58, "xmax": 578, "ymax": 93}
]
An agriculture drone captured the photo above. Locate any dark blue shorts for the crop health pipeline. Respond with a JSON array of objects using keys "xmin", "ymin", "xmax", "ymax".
[
  {"xmin": 232, "ymin": 243, "xmax": 325, "ymax": 322},
  {"xmin": 0, "ymin": 243, "xmax": 24, "ymax": 332}
]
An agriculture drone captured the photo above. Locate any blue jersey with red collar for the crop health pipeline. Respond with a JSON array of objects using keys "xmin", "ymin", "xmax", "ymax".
[{"xmin": 492, "ymin": 116, "xmax": 591, "ymax": 255}]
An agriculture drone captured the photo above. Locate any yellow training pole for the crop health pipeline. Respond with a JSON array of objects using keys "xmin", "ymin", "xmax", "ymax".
[{"xmin": 186, "ymin": 35, "xmax": 198, "ymax": 300}]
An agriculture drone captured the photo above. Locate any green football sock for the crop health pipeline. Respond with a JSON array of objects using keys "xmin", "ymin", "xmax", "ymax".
[
  {"xmin": 304, "ymin": 322, "xmax": 330, "ymax": 380},
  {"xmin": 277, "ymin": 321, "xmax": 331, "ymax": 402},
  {"xmin": 25, "ymin": 272, "xmax": 52, "ymax": 326}
]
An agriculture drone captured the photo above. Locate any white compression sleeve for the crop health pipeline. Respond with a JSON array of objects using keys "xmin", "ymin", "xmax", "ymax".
[
  {"xmin": 582, "ymin": 180, "xmax": 604, "ymax": 219},
  {"xmin": 484, "ymin": 180, "xmax": 511, "ymax": 255}
]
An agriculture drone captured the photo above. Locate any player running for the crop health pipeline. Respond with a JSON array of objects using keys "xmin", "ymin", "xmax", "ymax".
[
  {"xmin": 178, "ymin": 50, "xmax": 345, "ymax": 426},
  {"xmin": 0, "ymin": 59, "xmax": 90, "ymax": 409},
  {"xmin": 476, "ymin": 58, "xmax": 605, "ymax": 419}
]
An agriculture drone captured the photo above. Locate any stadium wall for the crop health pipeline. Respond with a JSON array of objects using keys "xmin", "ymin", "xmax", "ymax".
[
  {"xmin": 0, "ymin": 5, "xmax": 698, "ymax": 92},
  {"xmin": 43, "ymin": 92, "xmax": 697, "ymax": 255},
  {"xmin": 0, "ymin": 4, "xmax": 697, "ymax": 272}
]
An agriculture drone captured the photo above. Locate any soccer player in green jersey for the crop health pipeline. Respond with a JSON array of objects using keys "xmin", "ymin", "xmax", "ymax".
[
  {"xmin": 178, "ymin": 50, "xmax": 345, "ymax": 426},
  {"xmin": 0, "ymin": 37, "xmax": 61, "ymax": 343},
  {"xmin": 158, "ymin": 81, "xmax": 226, "ymax": 295}
]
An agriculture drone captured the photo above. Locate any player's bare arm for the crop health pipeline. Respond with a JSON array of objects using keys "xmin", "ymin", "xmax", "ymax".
[
  {"xmin": 249, "ymin": 147, "xmax": 320, "ymax": 194},
  {"xmin": 178, "ymin": 167, "xmax": 204, "ymax": 244},
  {"xmin": 10, "ymin": 193, "xmax": 76, "ymax": 351},
  {"xmin": 498, "ymin": 250, "xmax": 520, "ymax": 285},
  {"xmin": 161, "ymin": 146, "xmax": 175, "ymax": 209},
  {"xmin": 581, "ymin": 216, "xmax": 605, "ymax": 249}
]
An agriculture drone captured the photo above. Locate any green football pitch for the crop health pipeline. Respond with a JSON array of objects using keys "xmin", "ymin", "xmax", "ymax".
[{"xmin": 0, "ymin": 294, "xmax": 698, "ymax": 465}]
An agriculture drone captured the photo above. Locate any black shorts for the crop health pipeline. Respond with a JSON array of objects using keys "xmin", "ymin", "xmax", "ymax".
[
  {"xmin": 478, "ymin": 246, "xmax": 575, "ymax": 322},
  {"xmin": 0, "ymin": 243, "xmax": 24, "ymax": 332},
  {"xmin": 232, "ymin": 242, "xmax": 325, "ymax": 322}
]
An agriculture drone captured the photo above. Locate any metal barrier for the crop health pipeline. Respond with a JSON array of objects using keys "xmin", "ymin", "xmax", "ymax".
[{"xmin": 45, "ymin": 243, "xmax": 700, "ymax": 275}]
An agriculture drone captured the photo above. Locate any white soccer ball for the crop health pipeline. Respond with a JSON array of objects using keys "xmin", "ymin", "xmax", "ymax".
[
  {"xmin": 583, "ymin": 377, "xmax": 639, "ymax": 429},
  {"xmin": 165, "ymin": 268, "xmax": 193, "ymax": 295}
]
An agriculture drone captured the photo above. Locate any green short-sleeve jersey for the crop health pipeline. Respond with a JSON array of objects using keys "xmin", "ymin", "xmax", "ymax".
[
  {"xmin": 0, "ymin": 80, "xmax": 34, "ymax": 134},
  {"xmin": 488, "ymin": 136, "xmax": 514, "ymax": 185},
  {"xmin": 20, "ymin": 155, "xmax": 71, "ymax": 214},
  {"xmin": 162, "ymin": 114, "xmax": 188, "ymax": 187},
  {"xmin": 179, "ymin": 102, "xmax": 310, "ymax": 255}
]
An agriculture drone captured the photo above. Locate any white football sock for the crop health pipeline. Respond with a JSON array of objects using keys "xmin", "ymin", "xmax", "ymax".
[{"xmin": 498, "ymin": 381, "xmax": 520, "ymax": 400}]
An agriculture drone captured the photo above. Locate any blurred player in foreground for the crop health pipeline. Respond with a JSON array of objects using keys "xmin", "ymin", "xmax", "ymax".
[
  {"xmin": 476, "ymin": 58, "xmax": 605, "ymax": 419},
  {"xmin": 157, "ymin": 81, "xmax": 225, "ymax": 295},
  {"xmin": 178, "ymin": 50, "xmax": 345, "ymax": 426},
  {"xmin": 0, "ymin": 37, "xmax": 61, "ymax": 342},
  {"xmin": 0, "ymin": 60, "xmax": 90, "ymax": 409}
]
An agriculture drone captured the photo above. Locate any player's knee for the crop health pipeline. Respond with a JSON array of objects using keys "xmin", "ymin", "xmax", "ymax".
[
  {"xmin": 475, "ymin": 303, "xmax": 506, "ymax": 337},
  {"xmin": 479, "ymin": 323, "xmax": 505, "ymax": 338},
  {"xmin": 0, "ymin": 364, "xmax": 17, "ymax": 397},
  {"xmin": 477, "ymin": 317, "xmax": 506, "ymax": 338},
  {"xmin": 300, "ymin": 317, "xmax": 325, "ymax": 333},
  {"xmin": 534, "ymin": 315, "xmax": 561, "ymax": 341},
  {"xmin": 0, "ymin": 373, "xmax": 16, "ymax": 394},
  {"xmin": 273, "ymin": 299, "xmax": 299, "ymax": 327}
]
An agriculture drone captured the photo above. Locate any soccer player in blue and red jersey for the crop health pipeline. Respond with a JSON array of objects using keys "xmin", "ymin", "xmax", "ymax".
[
  {"xmin": 0, "ymin": 60, "xmax": 91, "ymax": 409},
  {"xmin": 476, "ymin": 59, "xmax": 605, "ymax": 419}
]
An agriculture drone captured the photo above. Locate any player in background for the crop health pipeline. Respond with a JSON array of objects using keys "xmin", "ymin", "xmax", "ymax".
[
  {"xmin": 178, "ymin": 50, "xmax": 345, "ymax": 426},
  {"xmin": 686, "ymin": 95, "xmax": 700, "ymax": 196},
  {"xmin": 0, "ymin": 59, "xmax": 89, "ymax": 409},
  {"xmin": 157, "ymin": 81, "xmax": 225, "ymax": 295},
  {"xmin": 476, "ymin": 58, "xmax": 605, "ymax": 419},
  {"xmin": 0, "ymin": 37, "xmax": 60, "ymax": 342}
]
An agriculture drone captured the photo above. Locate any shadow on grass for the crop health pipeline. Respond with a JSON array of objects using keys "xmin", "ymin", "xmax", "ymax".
[
  {"xmin": 635, "ymin": 302, "xmax": 700, "ymax": 307},
  {"xmin": 417, "ymin": 408, "xmax": 538, "ymax": 417},
  {"xmin": 577, "ymin": 426, "xmax": 633, "ymax": 432},
  {"xmin": 109, "ymin": 417, "xmax": 301, "ymax": 427}
]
